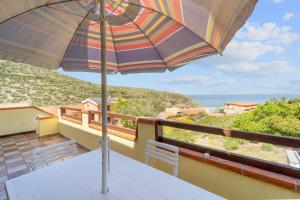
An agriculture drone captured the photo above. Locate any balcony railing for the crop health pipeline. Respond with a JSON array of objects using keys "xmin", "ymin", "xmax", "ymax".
[
  {"xmin": 60, "ymin": 107, "xmax": 82, "ymax": 124},
  {"xmin": 155, "ymin": 119, "xmax": 300, "ymax": 179},
  {"xmin": 88, "ymin": 110, "xmax": 137, "ymax": 138}
]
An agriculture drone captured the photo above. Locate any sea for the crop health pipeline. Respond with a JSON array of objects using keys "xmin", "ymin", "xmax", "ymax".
[{"xmin": 189, "ymin": 94, "xmax": 300, "ymax": 108}]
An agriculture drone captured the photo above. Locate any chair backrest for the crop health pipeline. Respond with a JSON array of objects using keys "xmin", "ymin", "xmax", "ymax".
[
  {"xmin": 31, "ymin": 140, "xmax": 77, "ymax": 171},
  {"xmin": 286, "ymin": 150, "xmax": 300, "ymax": 168},
  {"xmin": 145, "ymin": 140, "xmax": 179, "ymax": 177}
]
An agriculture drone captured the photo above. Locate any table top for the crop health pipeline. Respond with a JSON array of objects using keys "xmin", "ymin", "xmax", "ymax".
[{"xmin": 6, "ymin": 150, "xmax": 223, "ymax": 200}]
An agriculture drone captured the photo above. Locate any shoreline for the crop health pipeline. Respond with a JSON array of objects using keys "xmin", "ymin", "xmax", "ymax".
[{"xmin": 189, "ymin": 94, "xmax": 300, "ymax": 108}]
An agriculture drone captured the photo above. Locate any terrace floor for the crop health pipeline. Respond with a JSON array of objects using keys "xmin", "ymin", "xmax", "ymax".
[{"xmin": 0, "ymin": 132, "xmax": 88, "ymax": 200}]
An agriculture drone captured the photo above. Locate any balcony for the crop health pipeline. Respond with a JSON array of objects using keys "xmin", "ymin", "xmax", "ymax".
[{"xmin": 0, "ymin": 106, "xmax": 300, "ymax": 199}]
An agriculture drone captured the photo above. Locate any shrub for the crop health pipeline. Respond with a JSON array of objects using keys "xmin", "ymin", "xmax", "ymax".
[
  {"xmin": 120, "ymin": 119, "xmax": 136, "ymax": 130},
  {"xmin": 265, "ymin": 116, "xmax": 300, "ymax": 137},
  {"xmin": 179, "ymin": 117, "xmax": 195, "ymax": 123},
  {"xmin": 164, "ymin": 130, "xmax": 197, "ymax": 143},
  {"xmin": 191, "ymin": 112, "xmax": 208, "ymax": 121},
  {"xmin": 288, "ymin": 98, "xmax": 300, "ymax": 105},
  {"xmin": 218, "ymin": 108, "xmax": 225, "ymax": 114},
  {"xmin": 231, "ymin": 99, "xmax": 300, "ymax": 138},
  {"xmin": 260, "ymin": 143, "xmax": 273, "ymax": 152},
  {"xmin": 223, "ymin": 138, "xmax": 239, "ymax": 151}
]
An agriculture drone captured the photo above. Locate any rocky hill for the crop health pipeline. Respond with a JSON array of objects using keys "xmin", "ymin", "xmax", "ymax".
[{"xmin": 0, "ymin": 60, "xmax": 195, "ymax": 116}]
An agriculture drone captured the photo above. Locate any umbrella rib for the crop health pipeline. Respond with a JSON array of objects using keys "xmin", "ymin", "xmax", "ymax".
[
  {"xmin": 59, "ymin": 8, "xmax": 93, "ymax": 68},
  {"xmin": 107, "ymin": 19, "xmax": 120, "ymax": 72},
  {"xmin": 122, "ymin": 12, "xmax": 168, "ymax": 69},
  {"xmin": 123, "ymin": 1, "xmax": 219, "ymax": 54},
  {"xmin": 0, "ymin": 0, "xmax": 80, "ymax": 25},
  {"xmin": 106, "ymin": 0, "xmax": 124, "ymax": 17}
]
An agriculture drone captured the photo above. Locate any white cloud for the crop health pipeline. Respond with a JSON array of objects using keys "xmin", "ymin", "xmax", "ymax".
[
  {"xmin": 260, "ymin": 78, "xmax": 300, "ymax": 91},
  {"xmin": 206, "ymin": 22, "xmax": 298, "ymax": 77},
  {"xmin": 222, "ymin": 40, "xmax": 284, "ymax": 62},
  {"xmin": 273, "ymin": 0, "xmax": 284, "ymax": 3},
  {"xmin": 289, "ymin": 78, "xmax": 300, "ymax": 85},
  {"xmin": 158, "ymin": 76, "xmax": 235, "ymax": 86},
  {"xmin": 283, "ymin": 12, "xmax": 295, "ymax": 21},
  {"xmin": 215, "ymin": 60, "xmax": 297, "ymax": 76},
  {"xmin": 237, "ymin": 23, "xmax": 298, "ymax": 44}
]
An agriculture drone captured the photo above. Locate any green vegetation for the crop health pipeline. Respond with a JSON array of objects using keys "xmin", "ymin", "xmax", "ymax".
[
  {"xmin": 260, "ymin": 143, "xmax": 273, "ymax": 152},
  {"xmin": 164, "ymin": 127, "xmax": 197, "ymax": 143},
  {"xmin": 0, "ymin": 60, "xmax": 195, "ymax": 117},
  {"xmin": 231, "ymin": 98, "xmax": 300, "ymax": 137},
  {"xmin": 196, "ymin": 115, "xmax": 237, "ymax": 128},
  {"xmin": 223, "ymin": 138, "xmax": 239, "ymax": 150},
  {"xmin": 163, "ymin": 99, "xmax": 299, "ymax": 165},
  {"xmin": 168, "ymin": 112, "xmax": 237, "ymax": 128},
  {"xmin": 288, "ymin": 98, "xmax": 300, "ymax": 105}
]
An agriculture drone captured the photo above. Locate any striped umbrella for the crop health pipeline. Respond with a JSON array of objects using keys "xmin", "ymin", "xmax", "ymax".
[{"xmin": 0, "ymin": 0, "xmax": 257, "ymax": 193}]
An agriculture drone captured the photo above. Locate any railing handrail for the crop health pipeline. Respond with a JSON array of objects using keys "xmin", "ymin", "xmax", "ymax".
[
  {"xmin": 60, "ymin": 107, "xmax": 82, "ymax": 112},
  {"xmin": 156, "ymin": 119, "xmax": 300, "ymax": 179},
  {"xmin": 90, "ymin": 120, "xmax": 136, "ymax": 135},
  {"xmin": 157, "ymin": 120, "xmax": 300, "ymax": 148},
  {"xmin": 88, "ymin": 111, "xmax": 137, "ymax": 136},
  {"xmin": 89, "ymin": 110, "xmax": 137, "ymax": 121},
  {"xmin": 60, "ymin": 107, "xmax": 82, "ymax": 123}
]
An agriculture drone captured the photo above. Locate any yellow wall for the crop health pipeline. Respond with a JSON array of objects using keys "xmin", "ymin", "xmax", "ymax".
[
  {"xmin": 0, "ymin": 107, "xmax": 51, "ymax": 136},
  {"xmin": 57, "ymin": 112, "xmax": 300, "ymax": 200},
  {"xmin": 178, "ymin": 156, "xmax": 300, "ymax": 200},
  {"xmin": 58, "ymin": 112, "xmax": 138, "ymax": 160},
  {"xmin": 37, "ymin": 117, "xmax": 59, "ymax": 137}
]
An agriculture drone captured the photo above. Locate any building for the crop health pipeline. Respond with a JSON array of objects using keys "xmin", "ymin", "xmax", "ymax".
[
  {"xmin": 159, "ymin": 107, "xmax": 205, "ymax": 119},
  {"xmin": 173, "ymin": 103, "xmax": 190, "ymax": 109},
  {"xmin": 224, "ymin": 102, "xmax": 258, "ymax": 115},
  {"xmin": 82, "ymin": 97, "xmax": 116, "ymax": 112},
  {"xmin": 158, "ymin": 111, "xmax": 179, "ymax": 120},
  {"xmin": 182, "ymin": 108, "xmax": 205, "ymax": 116}
]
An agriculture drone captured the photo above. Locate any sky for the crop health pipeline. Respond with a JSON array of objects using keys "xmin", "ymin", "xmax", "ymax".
[{"xmin": 58, "ymin": 0, "xmax": 300, "ymax": 95}]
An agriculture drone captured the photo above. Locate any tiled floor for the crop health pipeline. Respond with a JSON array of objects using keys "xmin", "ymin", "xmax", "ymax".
[{"xmin": 0, "ymin": 132, "xmax": 88, "ymax": 200}]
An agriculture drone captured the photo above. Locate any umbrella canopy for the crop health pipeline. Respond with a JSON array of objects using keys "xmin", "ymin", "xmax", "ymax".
[
  {"xmin": 0, "ymin": 0, "xmax": 257, "ymax": 194},
  {"xmin": 0, "ymin": 0, "xmax": 257, "ymax": 74}
]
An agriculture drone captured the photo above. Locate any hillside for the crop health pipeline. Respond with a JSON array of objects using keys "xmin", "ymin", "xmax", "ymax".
[{"xmin": 0, "ymin": 60, "xmax": 195, "ymax": 116}]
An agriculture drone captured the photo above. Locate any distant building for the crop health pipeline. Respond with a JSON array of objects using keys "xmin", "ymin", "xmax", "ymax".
[
  {"xmin": 224, "ymin": 102, "xmax": 258, "ymax": 115},
  {"xmin": 158, "ymin": 111, "xmax": 179, "ymax": 120},
  {"xmin": 159, "ymin": 106, "xmax": 205, "ymax": 119},
  {"xmin": 173, "ymin": 103, "xmax": 190, "ymax": 109},
  {"xmin": 82, "ymin": 97, "xmax": 116, "ymax": 112},
  {"xmin": 165, "ymin": 107, "xmax": 183, "ymax": 115},
  {"xmin": 182, "ymin": 108, "xmax": 204, "ymax": 116}
]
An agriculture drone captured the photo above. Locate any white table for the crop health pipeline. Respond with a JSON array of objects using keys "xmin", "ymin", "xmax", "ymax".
[{"xmin": 6, "ymin": 150, "xmax": 223, "ymax": 200}]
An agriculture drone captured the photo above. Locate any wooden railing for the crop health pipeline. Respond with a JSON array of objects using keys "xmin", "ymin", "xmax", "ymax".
[
  {"xmin": 60, "ymin": 107, "xmax": 82, "ymax": 124},
  {"xmin": 155, "ymin": 120, "xmax": 300, "ymax": 179},
  {"xmin": 88, "ymin": 110, "xmax": 137, "ymax": 137}
]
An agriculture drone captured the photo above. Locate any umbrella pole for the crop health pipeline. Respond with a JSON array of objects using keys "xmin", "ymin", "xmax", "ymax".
[{"xmin": 100, "ymin": 0, "xmax": 109, "ymax": 194}]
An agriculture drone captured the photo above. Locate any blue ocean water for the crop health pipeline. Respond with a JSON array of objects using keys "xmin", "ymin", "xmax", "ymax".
[{"xmin": 189, "ymin": 94, "xmax": 300, "ymax": 107}]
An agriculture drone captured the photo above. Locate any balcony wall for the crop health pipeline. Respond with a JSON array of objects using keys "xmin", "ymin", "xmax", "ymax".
[
  {"xmin": 0, "ymin": 106, "xmax": 297, "ymax": 199},
  {"xmin": 1, "ymin": 107, "xmax": 298, "ymax": 199},
  {"xmin": 36, "ymin": 116, "xmax": 59, "ymax": 137},
  {"xmin": 0, "ymin": 106, "xmax": 53, "ymax": 136},
  {"xmin": 45, "ymin": 109, "xmax": 300, "ymax": 199}
]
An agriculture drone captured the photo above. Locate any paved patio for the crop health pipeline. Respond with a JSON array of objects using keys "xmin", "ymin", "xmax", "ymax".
[{"xmin": 0, "ymin": 132, "xmax": 88, "ymax": 200}]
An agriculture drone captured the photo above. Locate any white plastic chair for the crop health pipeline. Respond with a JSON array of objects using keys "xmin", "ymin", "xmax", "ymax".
[
  {"xmin": 286, "ymin": 150, "xmax": 300, "ymax": 168},
  {"xmin": 145, "ymin": 140, "xmax": 179, "ymax": 177},
  {"xmin": 30, "ymin": 140, "xmax": 78, "ymax": 171}
]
